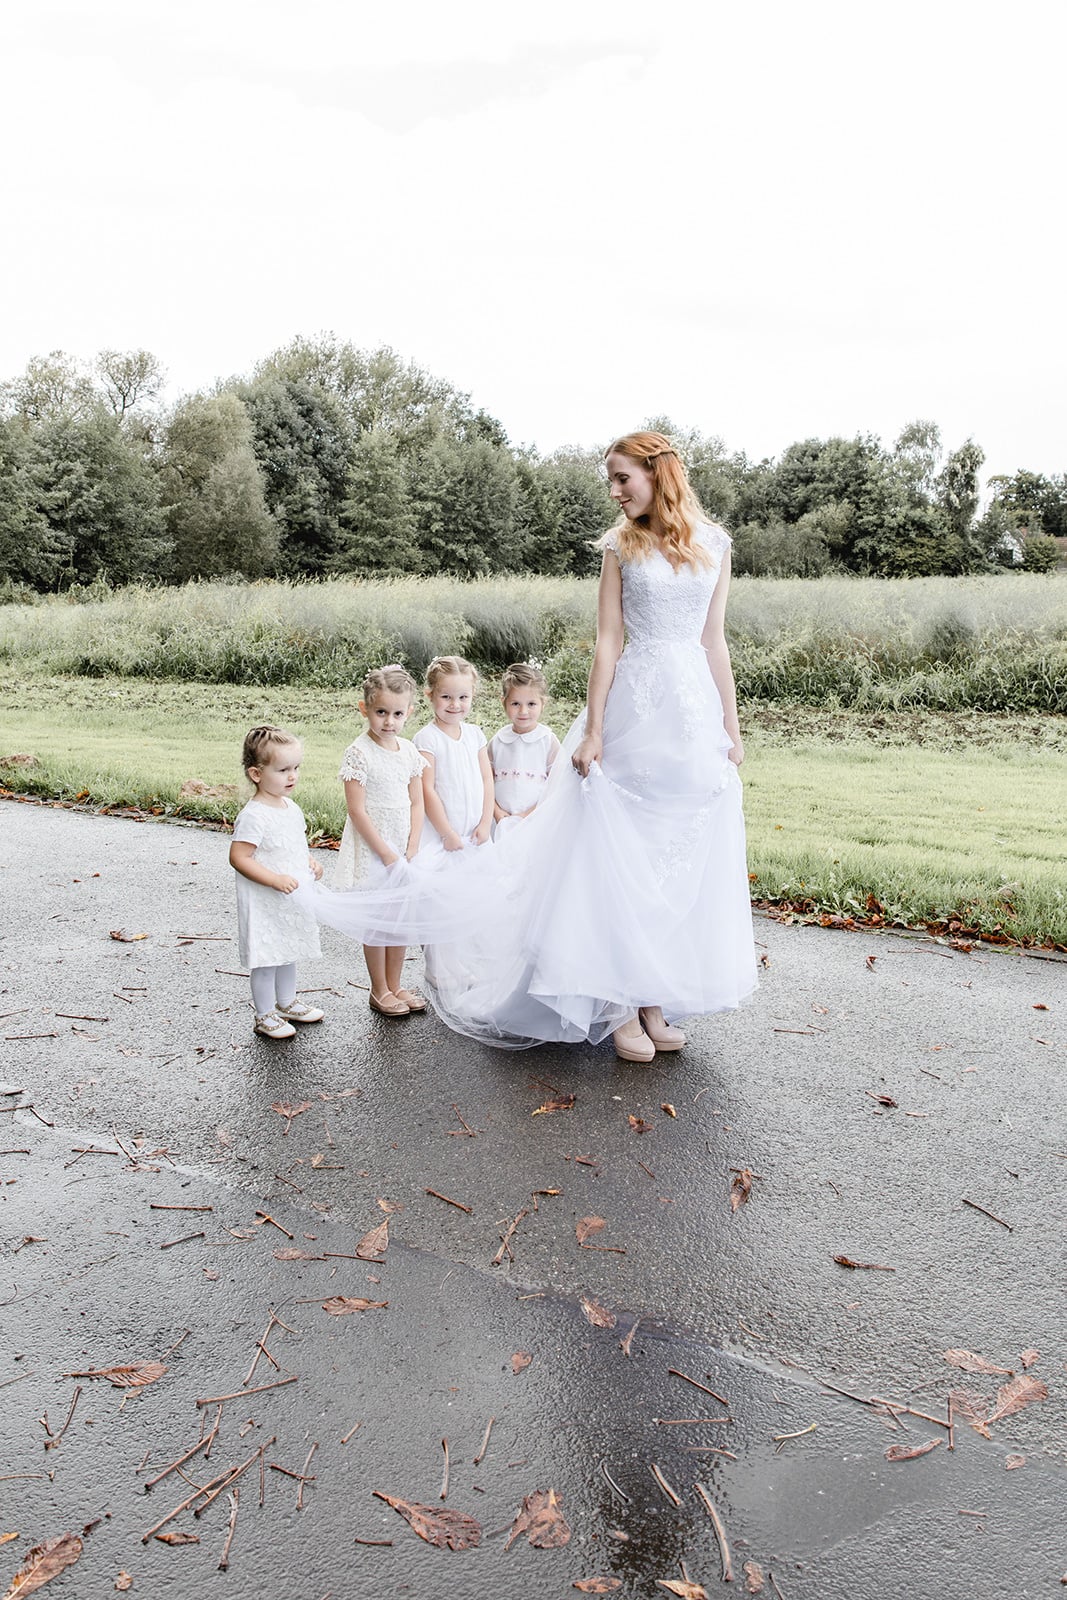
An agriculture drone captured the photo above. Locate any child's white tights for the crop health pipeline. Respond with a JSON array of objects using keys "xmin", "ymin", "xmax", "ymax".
[{"xmin": 250, "ymin": 963, "xmax": 297, "ymax": 1017}]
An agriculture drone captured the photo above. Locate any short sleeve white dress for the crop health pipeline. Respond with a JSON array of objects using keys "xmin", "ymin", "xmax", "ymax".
[
  {"xmin": 412, "ymin": 722, "xmax": 487, "ymax": 848},
  {"xmin": 336, "ymin": 733, "xmax": 427, "ymax": 888},
  {"xmin": 231, "ymin": 798, "xmax": 322, "ymax": 969},
  {"xmin": 489, "ymin": 725, "xmax": 557, "ymax": 838}
]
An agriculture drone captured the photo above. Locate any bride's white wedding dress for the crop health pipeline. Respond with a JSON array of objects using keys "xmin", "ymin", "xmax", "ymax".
[{"xmin": 305, "ymin": 522, "xmax": 757, "ymax": 1048}]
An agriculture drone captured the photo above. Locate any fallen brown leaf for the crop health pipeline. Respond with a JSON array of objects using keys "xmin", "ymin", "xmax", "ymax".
[
  {"xmin": 154, "ymin": 1532, "xmax": 200, "ymax": 1546},
  {"xmin": 832, "ymin": 1254, "xmax": 895, "ymax": 1271},
  {"xmin": 533, "ymin": 1094, "xmax": 575, "ymax": 1116},
  {"xmin": 1, "ymin": 1532, "xmax": 83, "ymax": 1598},
  {"xmin": 742, "ymin": 1560, "xmax": 764, "ymax": 1594},
  {"xmin": 1020, "ymin": 1348, "xmax": 1039, "ymax": 1369},
  {"xmin": 942, "ymin": 1348, "xmax": 1013, "ymax": 1376},
  {"xmin": 865, "ymin": 1092, "xmax": 898, "ymax": 1108},
  {"xmin": 730, "ymin": 1169, "xmax": 753, "ymax": 1212},
  {"xmin": 988, "ymin": 1373, "xmax": 1049, "ymax": 1424},
  {"xmin": 885, "ymin": 1439, "xmax": 942, "ymax": 1461},
  {"xmin": 270, "ymin": 1100, "xmax": 311, "ymax": 1127},
  {"xmin": 505, "ymin": 1488, "xmax": 571, "ymax": 1550},
  {"xmin": 627, "ymin": 1115, "xmax": 652, "ymax": 1135},
  {"xmin": 109, "ymin": 930, "xmax": 148, "ymax": 943},
  {"xmin": 948, "ymin": 1387, "xmax": 992, "ymax": 1438},
  {"xmin": 114, "ymin": 1575, "xmax": 133, "ymax": 1592},
  {"xmin": 573, "ymin": 1580, "xmax": 622, "ymax": 1594},
  {"xmin": 575, "ymin": 1216, "xmax": 606, "ymax": 1245},
  {"xmin": 0, "ymin": 1537, "xmax": 17, "ymax": 1548},
  {"xmin": 372, "ymin": 1492, "xmax": 481, "ymax": 1551},
  {"xmin": 64, "ymin": 1362, "xmax": 166, "ymax": 1390},
  {"xmin": 1005, "ymin": 1454, "xmax": 1026, "ymax": 1470},
  {"xmin": 660, "ymin": 1103, "xmax": 677, "ymax": 1118},
  {"xmin": 580, "ymin": 1296, "xmax": 617, "ymax": 1329},
  {"xmin": 356, "ymin": 1220, "xmax": 389, "ymax": 1261},
  {"xmin": 377, "ymin": 1197, "xmax": 403, "ymax": 1213},
  {"xmin": 511, "ymin": 1351, "xmax": 533, "ymax": 1375},
  {"xmin": 273, "ymin": 1248, "xmax": 317, "ymax": 1260},
  {"xmin": 657, "ymin": 1583, "xmax": 708, "ymax": 1599},
  {"xmin": 321, "ymin": 1297, "xmax": 389, "ymax": 1315}
]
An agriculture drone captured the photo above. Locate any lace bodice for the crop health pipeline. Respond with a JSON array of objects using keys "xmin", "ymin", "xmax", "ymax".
[{"xmin": 605, "ymin": 523, "xmax": 730, "ymax": 648}]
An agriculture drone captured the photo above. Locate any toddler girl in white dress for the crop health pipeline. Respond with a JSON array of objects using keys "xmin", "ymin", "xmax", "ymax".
[
  {"xmin": 489, "ymin": 661, "xmax": 560, "ymax": 838},
  {"xmin": 337, "ymin": 665, "xmax": 428, "ymax": 1018},
  {"xmin": 229, "ymin": 725, "xmax": 325, "ymax": 1040},
  {"xmin": 412, "ymin": 655, "xmax": 494, "ymax": 853}
]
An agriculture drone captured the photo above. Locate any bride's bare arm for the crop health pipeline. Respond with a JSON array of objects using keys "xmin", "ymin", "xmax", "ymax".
[
  {"xmin": 700, "ymin": 549, "xmax": 743, "ymax": 764},
  {"xmin": 572, "ymin": 552, "xmax": 624, "ymax": 777}
]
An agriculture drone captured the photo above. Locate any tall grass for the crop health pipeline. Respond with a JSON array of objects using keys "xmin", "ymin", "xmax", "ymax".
[{"xmin": 1, "ymin": 572, "xmax": 1064, "ymax": 711}]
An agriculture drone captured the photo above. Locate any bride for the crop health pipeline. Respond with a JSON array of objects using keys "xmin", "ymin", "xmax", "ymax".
[{"xmin": 308, "ymin": 429, "xmax": 757, "ymax": 1056}]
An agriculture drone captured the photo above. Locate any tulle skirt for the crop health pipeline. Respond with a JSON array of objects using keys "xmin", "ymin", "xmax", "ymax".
[{"xmin": 301, "ymin": 645, "xmax": 758, "ymax": 1049}]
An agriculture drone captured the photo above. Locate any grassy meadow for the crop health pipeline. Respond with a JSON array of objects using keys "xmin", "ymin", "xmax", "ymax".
[{"xmin": 2, "ymin": 572, "xmax": 1066, "ymax": 946}]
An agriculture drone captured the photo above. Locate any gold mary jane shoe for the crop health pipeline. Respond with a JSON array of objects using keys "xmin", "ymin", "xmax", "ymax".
[
  {"xmin": 613, "ymin": 1023, "xmax": 656, "ymax": 1064},
  {"xmin": 638, "ymin": 1008, "xmax": 687, "ymax": 1052},
  {"xmin": 394, "ymin": 988, "xmax": 428, "ymax": 1013},
  {"xmin": 369, "ymin": 991, "xmax": 411, "ymax": 1017}
]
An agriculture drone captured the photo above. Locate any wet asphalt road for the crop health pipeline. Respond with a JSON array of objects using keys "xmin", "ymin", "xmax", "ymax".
[{"xmin": 0, "ymin": 798, "xmax": 1064, "ymax": 1600}]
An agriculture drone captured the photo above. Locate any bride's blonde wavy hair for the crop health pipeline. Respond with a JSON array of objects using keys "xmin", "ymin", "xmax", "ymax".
[{"xmin": 597, "ymin": 430, "xmax": 712, "ymax": 569}]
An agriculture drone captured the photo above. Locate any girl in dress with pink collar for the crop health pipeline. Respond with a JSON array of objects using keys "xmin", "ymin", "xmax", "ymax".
[{"xmin": 489, "ymin": 662, "xmax": 561, "ymax": 838}]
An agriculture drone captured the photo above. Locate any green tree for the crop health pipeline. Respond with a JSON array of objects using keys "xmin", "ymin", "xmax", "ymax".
[
  {"xmin": 36, "ymin": 408, "xmax": 168, "ymax": 585},
  {"xmin": 334, "ymin": 428, "xmax": 419, "ymax": 573},
  {"xmin": 935, "ymin": 440, "xmax": 985, "ymax": 571},
  {"xmin": 96, "ymin": 348, "xmax": 165, "ymax": 427},
  {"xmin": 1, "ymin": 351, "xmax": 97, "ymax": 423},
  {"xmin": 162, "ymin": 392, "xmax": 277, "ymax": 580},
  {"xmin": 239, "ymin": 376, "xmax": 351, "ymax": 574},
  {"xmin": 411, "ymin": 435, "xmax": 519, "ymax": 574},
  {"xmin": 988, "ymin": 468, "xmax": 1067, "ymax": 539},
  {"xmin": 0, "ymin": 417, "xmax": 65, "ymax": 588}
]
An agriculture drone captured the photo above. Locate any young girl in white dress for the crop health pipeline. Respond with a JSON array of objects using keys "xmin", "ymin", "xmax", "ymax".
[
  {"xmin": 229, "ymin": 725, "xmax": 325, "ymax": 1040},
  {"xmin": 337, "ymin": 665, "xmax": 428, "ymax": 1018},
  {"xmin": 413, "ymin": 656, "xmax": 494, "ymax": 853},
  {"xmin": 489, "ymin": 662, "xmax": 560, "ymax": 838}
]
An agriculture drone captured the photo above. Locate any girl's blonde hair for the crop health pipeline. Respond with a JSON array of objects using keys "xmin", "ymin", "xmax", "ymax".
[
  {"xmin": 598, "ymin": 430, "xmax": 713, "ymax": 569},
  {"xmin": 241, "ymin": 724, "xmax": 300, "ymax": 776},
  {"xmin": 425, "ymin": 654, "xmax": 479, "ymax": 693},
  {"xmin": 361, "ymin": 663, "xmax": 418, "ymax": 706},
  {"xmin": 500, "ymin": 661, "xmax": 548, "ymax": 699}
]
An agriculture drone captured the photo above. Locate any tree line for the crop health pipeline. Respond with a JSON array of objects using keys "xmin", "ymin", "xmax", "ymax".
[{"xmin": 0, "ymin": 337, "xmax": 1063, "ymax": 594}]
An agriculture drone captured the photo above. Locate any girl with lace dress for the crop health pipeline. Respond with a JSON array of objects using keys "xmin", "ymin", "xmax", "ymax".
[
  {"xmin": 336, "ymin": 666, "xmax": 428, "ymax": 1018},
  {"xmin": 489, "ymin": 661, "xmax": 561, "ymax": 838},
  {"xmin": 229, "ymin": 725, "xmax": 325, "ymax": 1040}
]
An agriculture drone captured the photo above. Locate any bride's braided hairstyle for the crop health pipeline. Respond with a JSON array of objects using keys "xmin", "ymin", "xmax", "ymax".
[{"xmin": 600, "ymin": 430, "xmax": 714, "ymax": 570}]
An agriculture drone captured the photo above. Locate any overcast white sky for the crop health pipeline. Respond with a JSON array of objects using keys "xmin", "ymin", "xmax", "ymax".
[{"xmin": 3, "ymin": 0, "xmax": 1064, "ymax": 479}]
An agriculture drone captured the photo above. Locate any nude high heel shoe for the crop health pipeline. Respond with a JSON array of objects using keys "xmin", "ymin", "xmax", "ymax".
[
  {"xmin": 638, "ymin": 1008, "xmax": 687, "ymax": 1052},
  {"xmin": 613, "ymin": 1020, "xmax": 656, "ymax": 1063}
]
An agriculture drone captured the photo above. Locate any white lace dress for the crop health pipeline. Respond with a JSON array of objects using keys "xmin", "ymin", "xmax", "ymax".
[
  {"xmin": 307, "ymin": 522, "xmax": 757, "ymax": 1047},
  {"xmin": 336, "ymin": 733, "xmax": 427, "ymax": 888},
  {"xmin": 232, "ymin": 798, "xmax": 322, "ymax": 969}
]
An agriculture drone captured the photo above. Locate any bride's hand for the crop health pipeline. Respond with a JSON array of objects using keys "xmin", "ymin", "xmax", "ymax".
[
  {"xmin": 571, "ymin": 733, "xmax": 602, "ymax": 778},
  {"xmin": 728, "ymin": 737, "xmax": 744, "ymax": 766}
]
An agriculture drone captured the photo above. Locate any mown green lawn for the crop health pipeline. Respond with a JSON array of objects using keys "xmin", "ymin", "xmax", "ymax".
[{"xmin": 2, "ymin": 674, "xmax": 1065, "ymax": 945}]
